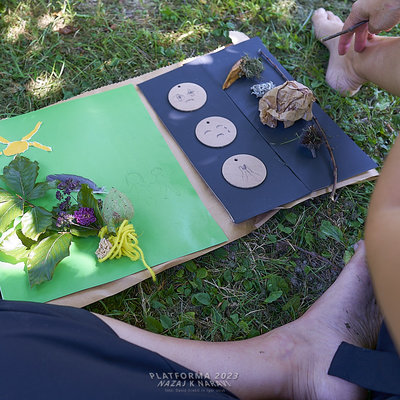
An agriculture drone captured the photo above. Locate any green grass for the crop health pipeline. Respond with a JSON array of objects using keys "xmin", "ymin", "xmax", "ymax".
[{"xmin": 0, "ymin": 0, "xmax": 399, "ymax": 340}]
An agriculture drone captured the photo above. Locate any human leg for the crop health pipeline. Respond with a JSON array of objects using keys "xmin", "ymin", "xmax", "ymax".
[
  {"xmin": 312, "ymin": 8, "xmax": 400, "ymax": 96},
  {"xmin": 0, "ymin": 299, "xmax": 237, "ymax": 400},
  {"xmin": 97, "ymin": 241, "xmax": 381, "ymax": 400}
]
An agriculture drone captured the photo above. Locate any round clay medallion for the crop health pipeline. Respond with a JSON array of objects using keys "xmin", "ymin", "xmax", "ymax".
[
  {"xmin": 195, "ymin": 116, "xmax": 237, "ymax": 147},
  {"xmin": 168, "ymin": 82, "xmax": 207, "ymax": 111},
  {"xmin": 222, "ymin": 154, "xmax": 267, "ymax": 189}
]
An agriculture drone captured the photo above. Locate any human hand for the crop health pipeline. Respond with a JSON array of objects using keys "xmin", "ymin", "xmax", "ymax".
[{"xmin": 338, "ymin": 0, "xmax": 400, "ymax": 55}]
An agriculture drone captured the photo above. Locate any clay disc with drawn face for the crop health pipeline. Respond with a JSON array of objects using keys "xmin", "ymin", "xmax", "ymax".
[
  {"xmin": 168, "ymin": 82, "xmax": 207, "ymax": 111},
  {"xmin": 195, "ymin": 116, "xmax": 237, "ymax": 147},
  {"xmin": 222, "ymin": 154, "xmax": 267, "ymax": 189}
]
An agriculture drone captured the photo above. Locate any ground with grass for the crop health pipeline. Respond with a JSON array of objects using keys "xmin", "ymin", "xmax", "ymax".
[{"xmin": 0, "ymin": 0, "xmax": 399, "ymax": 341}]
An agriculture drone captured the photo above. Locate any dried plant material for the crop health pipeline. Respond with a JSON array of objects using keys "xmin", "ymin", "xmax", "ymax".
[
  {"xmin": 58, "ymin": 25, "xmax": 78, "ymax": 35},
  {"xmin": 250, "ymin": 81, "xmax": 276, "ymax": 98},
  {"xmin": 259, "ymin": 80, "xmax": 316, "ymax": 128},
  {"xmin": 223, "ymin": 59, "xmax": 242, "ymax": 90},
  {"xmin": 222, "ymin": 55, "xmax": 264, "ymax": 90},
  {"xmin": 300, "ymin": 124, "xmax": 323, "ymax": 158},
  {"xmin": 257, "ymin": 47, "xmax": 338, "ymax": 201}
]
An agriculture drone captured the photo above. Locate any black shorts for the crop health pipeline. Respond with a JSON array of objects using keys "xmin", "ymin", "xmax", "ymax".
[
  {"xmin": 0, "ymin": 300, "xmax": 238, "ymax": 400},
  {"xmin": 329, "ymin": 322, "xmax": 400, "ymax": 400}
]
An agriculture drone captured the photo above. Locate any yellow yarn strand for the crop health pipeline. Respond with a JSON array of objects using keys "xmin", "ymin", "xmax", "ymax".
[{"xmin": 98, "ymin": 220, "xmax": 156, "ymax": 281}]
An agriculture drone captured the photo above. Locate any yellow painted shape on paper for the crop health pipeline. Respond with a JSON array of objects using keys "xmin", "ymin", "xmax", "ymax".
[{"xmin": 0, "ymin": 121, "xmax": 52, "ymax": 156}]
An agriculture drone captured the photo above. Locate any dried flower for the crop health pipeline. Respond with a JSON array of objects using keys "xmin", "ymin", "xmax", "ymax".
[
  {"xmin": 59, "ymin": 196, "xmax": 71, "ymax": 211},
  {"xmin": 74, "ymin": 207, "xmax": 97, "ymax": 226},
  {"xmin": 56, "ymin": 212, "xmax": 74, "ymax": 228},
  {"xmin": 56, "ymin": 190, "xmax": 62, "ymax": 201},
  {"xmin": 95, "ymin": 237, "xmax": 113, "ymax": 260},
  {"xmin": 300, "ymin": 124, "xmax": 323, "ymax": 158},
  {"xmin": 259, "ymin": 80, "xmax": 316, "ymax": 128},
  {"xmin": 57, "ymin": 178, "xmax": 79, "ymax": 195}
]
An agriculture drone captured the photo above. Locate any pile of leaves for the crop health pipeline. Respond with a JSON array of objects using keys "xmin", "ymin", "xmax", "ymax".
[{"xmin": 0, "ymin": 156, "xmax": 133, "ymax": 287}]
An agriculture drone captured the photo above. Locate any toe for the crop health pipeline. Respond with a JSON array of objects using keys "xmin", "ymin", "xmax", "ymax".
[
  {"xmin": 312, "ymin": 8, "xmax": 327, "ymax": 23},
  {"xmin": 326, "ymin": 11, "xmax": 336, "ymax": 20}
]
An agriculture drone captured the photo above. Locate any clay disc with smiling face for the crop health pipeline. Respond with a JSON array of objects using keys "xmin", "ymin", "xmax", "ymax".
[
  {"xmin": 195, "ymin": 116, "xmax": 237, "ymax": 148},
  {"xmin": 222, "ymin": 154, "xmax": 267, "ymax": 189},
  {"xmin": 168, "ymin": 82, "xmax": 207, "ymax": 111}
]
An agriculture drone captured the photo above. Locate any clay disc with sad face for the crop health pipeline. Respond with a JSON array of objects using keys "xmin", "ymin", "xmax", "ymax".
[
  {"xmin": 222, "ymin": 154, "xmax": 267, "ymax": 189},
  {"xmin": 195, "ymin": 116, "xmax": 237, "ymax": 147},
  {"xmin": 168, "ymin": 82, "xmax": 207, "ymax": 112}
]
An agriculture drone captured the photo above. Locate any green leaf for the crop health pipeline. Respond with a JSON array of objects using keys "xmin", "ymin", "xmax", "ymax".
[
  {"xmin": 0, "ymin": 228, "xmax": 29, "ymax": 259},
  {"xmin": 196, "ymin": 268, "xmax": 208, "ymax": 279},
  {"xmin": 266, "ymin": 274, "xmax": 289, "ymax": 294},
  {"xmin": 2, "ymin": 156, "xmax": 38, "ymax": 199},
  {"xmin": 193, "ymin": 292, "xmax": 211, "ymax": 306},
  {"xmin": 77, "ymin": 184, "xmax": 103, "ymax": 226},
  {"xmin": 282, "ymin": 295, "xmax": 301, "ymax": 312},
  {"xmin": 304, "ymin": 231, "xmax": 314, "ymax": 247},
  {"xmin": 231, "ymin": 313, "xmax": 239, "ymax": 324},
  {"xmin": 16, "ymin": 229, "xmax": 37, "ymax": 249},
  {"xmin": 267, "ymin": 234, "xmax": 277, "ymax": 243},
  {"xmin": 21, "ymin": 206, "xmax": 53, "ymax": 240},
  {"xmin": 0, "ymin": 189, "xmax": 23, "ymax": 233},
  {"xmin": 101, "ymin": 187, "xmax": 134, "ymax": 233},
  {"xmin": 183, "ymin": 325, "xmax": 195, "ymax": 336},
  {"xmin": 151, "ymin": 300, "xmax": 165, "ymax": 309},
  {"xmin": 278, "ymin": 223, "xmax": 292, "ymax": 234},
  {"xmin": 243, "ymin": 280, "xmax": 253, "ymax": 290},
  {"xmin": 69, "ymin": 227, "xmax": 99, "ymax": 237},
  {"xmin": 343, "ymin": 249, "xmax": 353, "ymax": 264},
  {"xmin": 285, "ymin": 212, "xmax": 297, "ymax": 225},
  {"xmin": 185, "ymin": 260, "xmax": 197, "ymax": 272},
  {"xmin": 144, "ymin": 316, "xmax": 163, "ymax": 333},
  {"xmin": 26, "ymin": 232, "xmax": 72, "ymax": 287},
  {"xmin": 28, "ymin": 181, "xmax": 56, "ymax": 200},
  {"xmin": 319, "ymin": 220, "xmax": 344, "ymax": 243},
  {"xmin": 213, "ymin": 247, "xmax": 228, "ymax": 260},
  {"xmin": 265, "ymin": 290, "xmax": 283, "ymax": 304},
  {"xmin": 223, "ymin": 270, "xmax": 232, "ymax": 282},
  {"xmin": 160, "ymin": 314, "xmax": 172, "ymax": 329},
  {"xmin": 180, "ymin": 311, "xmax": 195, "ymax": 322}
]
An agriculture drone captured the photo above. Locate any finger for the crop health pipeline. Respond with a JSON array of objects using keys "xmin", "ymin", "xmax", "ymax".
[
  {"xmin": 353, "ymin": 24, "xmax": 369, "ymax": 52},
  {"xmin": 338, "ymin": 31, "xmax": 354, "ymax": 55},
  {"xmin": 338, "ymin": 9, "xmax": 366, "ymax": 55}
]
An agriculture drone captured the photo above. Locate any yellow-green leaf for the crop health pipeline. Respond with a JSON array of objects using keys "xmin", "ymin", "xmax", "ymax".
[
  {"xmin": 27, "ymin": 232, "xmax": 72, "ymax": 287},
  {"xmin": 21, "ymin": 206, "xmax": 53, "ymax": 240},
  {"xmin": 0, "ymin": 227, "xmax": 29, "ymax": 259},
  {"xmin": 0, "ymin": 189, "xmax": 23, "ymax": 233}
]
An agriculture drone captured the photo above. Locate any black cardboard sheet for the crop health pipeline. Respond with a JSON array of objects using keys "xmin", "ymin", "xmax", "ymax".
[
  {"xmin": 216, "ymin": 37, "xmax": 376, "ymax": 191},
  {"xmin": 138, "ymin": 37, "xmax": 377, "ymax": 223}
]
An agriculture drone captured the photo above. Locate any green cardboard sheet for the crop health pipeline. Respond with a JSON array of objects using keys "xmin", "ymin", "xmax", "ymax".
[{"xmin": 0, "ymin": 85, "xmax": 227, "ymax": 303}]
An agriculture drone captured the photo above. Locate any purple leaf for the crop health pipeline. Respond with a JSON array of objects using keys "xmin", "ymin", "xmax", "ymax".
[{"xmin": 46, "ymin": 174, "xmax": 106, "ymax": 194}]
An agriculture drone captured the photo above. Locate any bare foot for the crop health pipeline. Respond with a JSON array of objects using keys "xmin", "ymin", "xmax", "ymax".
[
  {"xmin": 265, "ymin": 241, "xmax": 382, "ymax": 399},
  {"xmin": 312, "ymin": 8, "xmax": 366, "ymax": 96},
  {"xmin": 97, "ymin": 241, "xmax": 381, "ymax": 400}
]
